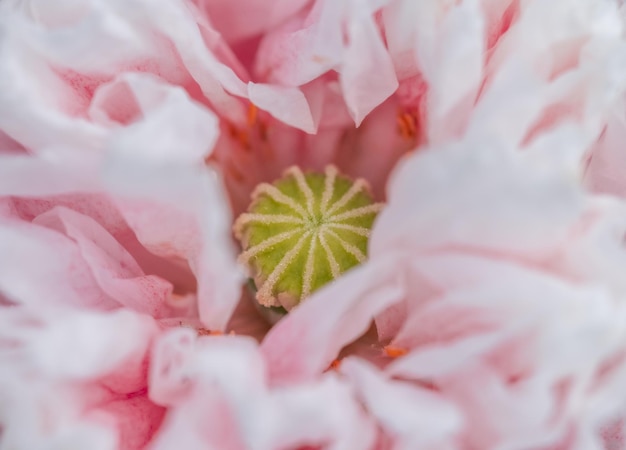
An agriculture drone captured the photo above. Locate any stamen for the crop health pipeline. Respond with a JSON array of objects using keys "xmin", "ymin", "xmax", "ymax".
[
  {"xmin": 397, "ymin": 110, "xmax": 418, "ymax": 140},
  {"xmin": 327, "ymin": 359, "xmax": 342, "ymax": 371},
  {"xmin": 384, "ymin": 346, "xmax": 408, "ymax": 358},
  {"xmin": 247, "ymin": 104, "xmax": 258, "ymax": 126},
  {"xmin": 196, "ymin": 328, "xmax": 224, "ymax": 337}
]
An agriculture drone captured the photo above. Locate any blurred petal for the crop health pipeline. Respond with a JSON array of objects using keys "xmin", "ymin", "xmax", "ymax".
[
  {"xmin": 341, "ymin": 357, "xmax": 462, "ymax": 450},
  {"xmin": 0, "ymin": 307, "xmax": 164, "ymax": 450},
  {"xmin": 261, "ymin": 255, "xmax": 404, "ymax": 384}
]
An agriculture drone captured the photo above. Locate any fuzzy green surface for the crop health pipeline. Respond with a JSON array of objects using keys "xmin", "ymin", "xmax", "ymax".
[{"xmin": 235, "ymin": 167, "xmax": 381, "ymax": 309}]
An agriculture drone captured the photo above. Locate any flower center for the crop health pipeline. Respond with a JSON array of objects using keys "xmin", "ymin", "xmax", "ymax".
[{"xmin": 234, "ymin": 165, "xmax": 383, "ymax": 311}]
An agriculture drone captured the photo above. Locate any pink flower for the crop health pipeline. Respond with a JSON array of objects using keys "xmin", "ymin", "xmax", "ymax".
[{"xmin": 2, "ymin": 0, "xmax": 626, "ymax": 449}]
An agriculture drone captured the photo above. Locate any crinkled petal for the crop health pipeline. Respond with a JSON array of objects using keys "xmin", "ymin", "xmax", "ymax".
[
  {"xmin": 261, "ymin": 255, "xmax": 404, "ymax": 384},
  {"xmin": 0, "ymin": 307, "xmax": 163, "ymax": 450},
  {"xmin": 341, "ymin": 357, "xmax": 462, "ymax": 450},
  {"xmin": 150, "ymin": 331, "xmax": 376, "ymax": 450},
  {"xmin": 32, "ymin": 206, "xmax": 173, "ymax": 316}
]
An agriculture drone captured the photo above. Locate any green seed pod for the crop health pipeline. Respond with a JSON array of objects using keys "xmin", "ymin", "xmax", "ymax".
[{"xmin": 234, "ymin": 166, "xmax": 383, "ymax": 311}]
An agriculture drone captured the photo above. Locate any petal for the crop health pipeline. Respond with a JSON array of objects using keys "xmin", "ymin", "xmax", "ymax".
[
  {"xmin": 373, "ymin": 144, "xmax": 586, "ymax": 260},
  {"xmin": 260, "ymin": 255, "xmax": 404, "ymax": 384},
  {"xmin": 151, "ymin": 330, "xmax": 377, "ymax": 450},
  {"xmin": 100, "ymin": 395, "xmax": 165, "ymax": 450},
  {"xmin": 248, "ymin": 82, "xmax": 317, "ymax": 133},
  {"xmin": 0, "ymin": 156, "xmax": 97, "ymax": 197},
  {"xmin": 18, "ymin": 308, "xmax": 158, "ymax": 379},
  {"xmin": 0, "ymin": 217, "xmax": 114, "ymax": 309},
  {"xmin": 421, "ymin": 0, "xmax": 485, "ymax": 143},
  {"xmin": 340, "ymin": 11, "xmax": 398, "ymax": 125},
  {"xmin": 95, "ymin": 73, "xmax": 220, "ymax": 164},
  {"xmin": 256, "ymin": 374, "xmax": 377, "ymax": 450},
  {"xmin": 340, "ymin": 357, "xmax": 461, "ymax": 449},
  {"xmin": 0, "ymin": 306, "xmax": 162, "ymax": 449},
  {"xmin": 32, "ymin": 206, "xmax": 174, "ymax": 316},
  {"xmin": 199, "ymin": 0, "xmax": 310, "ymax": 43},
  {"xmin": 254, "ymin": 0, "xmax": 345, "ymax": 87},
  {"xmin": 586, "ymin": 106, "xmax": 626, "ymax": 198}
]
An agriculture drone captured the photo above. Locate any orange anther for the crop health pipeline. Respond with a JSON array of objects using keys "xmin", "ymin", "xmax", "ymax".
[
  {"xmin": 384, "ymin": 346, "xmax": 408, "ymax": 358},
  {"xmin": 328, "ymin": 359, "xmax": 342, "ymax": 370},
  {"xmin": 247, "ymin": 104, "xmax": 258, "ymax": 126},
  {"xmin": 196, "ymin": 328, "xmax": 223, "ymax": 336},
  {"xmin": 397, "ymin": 111, "xmax": 417, "ymax": 140}
]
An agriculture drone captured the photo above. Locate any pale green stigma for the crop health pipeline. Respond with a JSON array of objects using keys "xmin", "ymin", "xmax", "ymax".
[{"xmin": 233, "ymin": 166, "xmax": 383, "ymax": 311}]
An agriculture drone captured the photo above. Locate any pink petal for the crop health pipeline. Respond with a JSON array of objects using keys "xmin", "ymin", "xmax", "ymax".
[
  {"xmin": 260, "ymin": 255, "xmax": 404, "ymax": 384},
  {"xmin": 0, "ymin": 156, "xmax": 98, "ymax": 197},
  {"xmin": 97, "ymin": 73, "xmax": 220, "ymax": 164},
  {"xmin": 0, "ymin": 217, "xmax": 115, "ymax": 309},
  {"xmin": 99, "ymin": 123, "xmax": 241, "ymax": 329},
  {"xmin": 8, "ymin": 308, "xmax": 158, "ymax": 380},
  {"xmin": 8, "ymin": 192, "xmax": 197, "ymax": 300},
  {"xmin": 0, "ymin": 306, "xmax": 164, "ymax": 450},
  {"xmin": 33, "ymin": 206, "xmax": 173, "ymax": 317},
  {"xmin": 150, "ymin": 330, "xmax": 377, "ymax": 450},
  {"xmin": 100, "ymin": 395, "xmax": 166, "ymax": 450},
  {"xmin": 340, "ymin": 11, "xmax": 398, "ymax": 126},
  {"xmin": 340, "ymin": 357, "xmax": 461, "ymax": 449},
  {"xmin": 373, "ymin": 145, "xmax": 586, "ymax": 260},
  {"xmin": 198, "ymin": 0, "xmax": 310, "ymax": 44},
  {"xmin": 149, "ymin": 385, "xmax": 247, "ymax": 450},
  {"xmin": 254, "ymin": 0, "xmax": 345, "ymax": 87},
  {"xmin": 586, "ymin": 109, "xmax": 626, "ymax": 198},
  {"xmin": 421, "ymin": 0, "xmax": 485, "ymax": 143},
  {"xmin": 258, "ymin": 374, "xmax": 377, "ymax": 450},
  {"xmin": 149, "ymin": 331, "xmax": 268, "ymax": 408},
  {"xmin": 248, "ymin": 82, "xmax": 318, "ymax": 133}
]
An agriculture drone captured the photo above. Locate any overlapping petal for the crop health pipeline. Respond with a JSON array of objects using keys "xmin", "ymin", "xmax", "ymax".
[
  {"xmin": 0, "ymin": 306, "xmax": 163, "ymax": 450},
  {"xmin": 149, "ymin": 329, "xmax": 378, "ymax": 450},
  {"xmin": 0, "ymin": 73, "xmax": 242, "ymax": 328},
  {"xmin": 258, "ymin": 140, "xmax": 626, "ymax": 448},
  {"xmin": 3, "ymin": 0, "xmax": 626, "ymax": 449}
]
